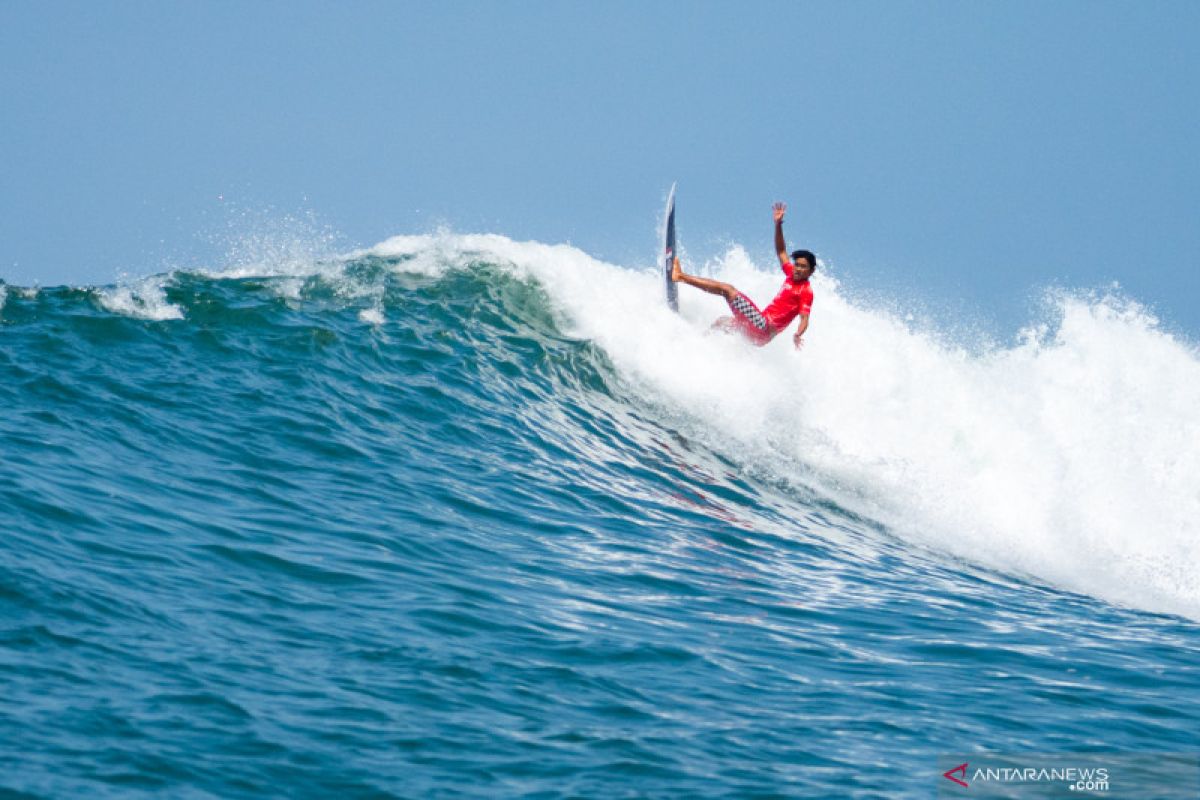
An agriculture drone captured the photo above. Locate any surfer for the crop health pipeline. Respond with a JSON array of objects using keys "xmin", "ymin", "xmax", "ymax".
[{"xmin": 671, "ymin": 202, "xmax": 814, "ymax": 349}]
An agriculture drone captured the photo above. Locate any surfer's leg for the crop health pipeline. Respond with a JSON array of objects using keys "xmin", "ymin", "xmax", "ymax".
[
  {"xmin": 671, "ymin": 257, "xmax": 738, "ymax": 301},
  {"xmin": 710, "ymin": 316, "xmax": 738, "ymax": 334}
]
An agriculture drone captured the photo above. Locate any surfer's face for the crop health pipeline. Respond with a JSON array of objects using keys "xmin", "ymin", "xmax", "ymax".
[{"xmin": 793, "ymin": 259, "xmax": 814, "ymax": 281}]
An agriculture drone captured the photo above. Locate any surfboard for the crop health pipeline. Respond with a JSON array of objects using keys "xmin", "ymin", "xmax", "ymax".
[{"xmin": 663, "ymin": 183, "xmax": 678, "ymax": 312}]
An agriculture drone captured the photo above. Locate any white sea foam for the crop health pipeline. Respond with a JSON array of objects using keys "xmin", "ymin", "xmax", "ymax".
[
  {"xmin": 0, "ymin": 284, "xmax": 30, "ymax": 312},
  {"xmin": 359, "ymin": 307, "xmax": 385, "ymax": 325},
  {"xmin": 97, "ymin": 274, "xmax": 184, "ymax": 321},
  {"xmin": 370, "ymin": 232, "xmax": 1200, "ymax": 621}
]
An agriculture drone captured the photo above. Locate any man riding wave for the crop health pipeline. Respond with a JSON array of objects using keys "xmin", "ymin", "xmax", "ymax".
[{"xmin": 671, "ymin": 202, "xmax": 814, "ymax": 349}]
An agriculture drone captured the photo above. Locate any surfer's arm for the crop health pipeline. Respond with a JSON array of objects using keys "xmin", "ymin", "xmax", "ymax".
[
  {"xmin": 773, "ymin": 202, "xmax": 790, "ymax": 270},
  {"xmin": 792, "ymin": 313, "xmax": 809, "ymax": 349}
]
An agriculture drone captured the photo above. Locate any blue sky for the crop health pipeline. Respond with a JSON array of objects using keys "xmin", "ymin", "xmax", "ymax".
[{"xmin": 2, "ymin": 1, "xmax": 1197, "ymax": 336}]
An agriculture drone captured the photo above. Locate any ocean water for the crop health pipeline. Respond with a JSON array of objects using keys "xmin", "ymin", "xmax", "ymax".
[{"xmin": 1, "ymin": 233, "xmax": 1198, "ymax": 798}]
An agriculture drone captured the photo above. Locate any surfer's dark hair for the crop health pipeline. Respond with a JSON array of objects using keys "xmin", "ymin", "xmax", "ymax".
[{"xmin": 792, "ymin": 249, "xmax": 816, "ymax": 270}]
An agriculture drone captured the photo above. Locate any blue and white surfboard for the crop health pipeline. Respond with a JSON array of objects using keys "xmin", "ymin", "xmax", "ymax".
[{"xmin": 663, "ymin": 183, "xmax": 678, "ymax": 312}]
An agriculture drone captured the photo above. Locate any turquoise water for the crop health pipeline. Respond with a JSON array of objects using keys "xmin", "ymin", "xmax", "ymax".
[{"xmin": 1, "ymin": 238, "xmax": 1198, "ymax": 798}]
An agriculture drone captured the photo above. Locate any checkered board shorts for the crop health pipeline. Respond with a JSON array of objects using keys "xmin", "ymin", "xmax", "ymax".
[{"xmin": 729, "ymin": 293, "xmax": 770, "ymax": 333}]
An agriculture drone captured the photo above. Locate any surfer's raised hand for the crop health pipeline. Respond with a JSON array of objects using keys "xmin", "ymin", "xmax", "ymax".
[{"xmin": 773, "ymin": 202, "xmax": 787, "ymax": 224}]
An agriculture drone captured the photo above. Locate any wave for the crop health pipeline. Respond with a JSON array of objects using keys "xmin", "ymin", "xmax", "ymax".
[
  {"xmin": 372, "ymin": 234, "xmax": 1200, "ymax": 621},
  {"xmin": 4, "ymin": 232, "xmax": 1198, "ymax": 620}
]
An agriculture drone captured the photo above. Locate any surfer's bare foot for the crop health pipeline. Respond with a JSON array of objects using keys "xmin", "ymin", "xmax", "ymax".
[{"xmin": 671, "ymin": 256, "xmax": 683, "ymax": 282}]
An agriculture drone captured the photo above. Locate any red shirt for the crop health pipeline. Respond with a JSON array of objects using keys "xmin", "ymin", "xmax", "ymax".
[{"xmin": 761, "ymin": 261, "xmax": 813, "ymax": 331}]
